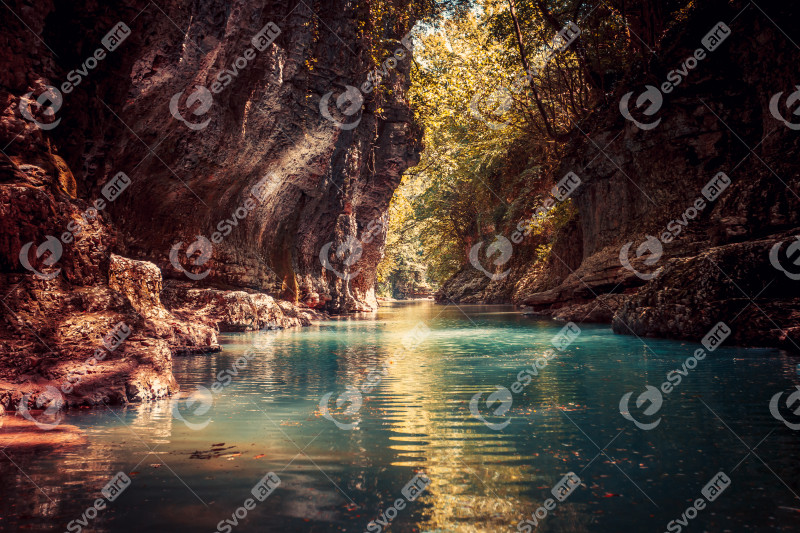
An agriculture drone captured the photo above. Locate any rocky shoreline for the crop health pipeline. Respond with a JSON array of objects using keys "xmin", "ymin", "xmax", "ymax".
[
  {"xmin": 0, "ymin": 0, "xmax": 420, "ymax": 415},
  {"xmin": 0, "ymin": 254, "xmax": 322, "ymax": 413},
  {"xmin": 438, "ymin": 231, "xmax": 800, "ymax": 352},
  {"xmin": 436, "ymin": 3, "xmax": 800, "ymax": 352}
]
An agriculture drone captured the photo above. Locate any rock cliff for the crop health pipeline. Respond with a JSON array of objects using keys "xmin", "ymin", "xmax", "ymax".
[
  {"xmin": 437, "ymin": 1, "xmax": 800, "ymax": 350},
  {"xmin": 0, "ymin": 0, "xmax": 421, "ymax": 409}
]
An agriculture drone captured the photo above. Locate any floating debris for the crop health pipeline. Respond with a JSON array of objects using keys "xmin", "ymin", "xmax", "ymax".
[{"xmin": 190, "ymin": 445, "xmax": 237, "ymax": 459}]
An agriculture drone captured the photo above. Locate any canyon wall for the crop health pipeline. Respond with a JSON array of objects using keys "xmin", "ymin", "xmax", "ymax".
[
  {"xmin": 0, "ymin": 0, "xmax": 420, "ymax": 408},
  {"xmin": 437, "ymin": 1, "xmax": 800, "ymax": 350}
]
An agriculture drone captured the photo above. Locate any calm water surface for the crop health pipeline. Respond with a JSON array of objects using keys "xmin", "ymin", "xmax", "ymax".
[{"xmin": 2, "ymin": 301, "xmax": 799, "ymax": 532}]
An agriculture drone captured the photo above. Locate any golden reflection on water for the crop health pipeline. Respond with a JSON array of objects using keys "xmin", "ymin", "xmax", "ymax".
[
  {"xmin": 353, "ymin": 303, "xmax": 610, "ymax": 532},
  {"xmin": 0, "ymin": 305, "xmax": 590, "ymax": 532},
  {"xmin": 3, "ymin": 302, "xmax": 795, "ymax": 532},
  {"xmin": 364, "ymin": 304, "xmax": 532, "ymax": 532}
]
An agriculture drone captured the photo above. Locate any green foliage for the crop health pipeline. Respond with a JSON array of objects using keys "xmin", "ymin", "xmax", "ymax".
[
  {"xmin": 378, "ymin": 0, "xmax": 653, "ymax": 287},
  {"xmin": 377, "ymin": 184, "xmax": 438, "ymax": 297}
]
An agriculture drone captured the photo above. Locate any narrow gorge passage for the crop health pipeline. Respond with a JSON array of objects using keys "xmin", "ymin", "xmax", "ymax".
[{"xmin": 1, "ymin": 1, "xmax": 799, "ymax": 532}]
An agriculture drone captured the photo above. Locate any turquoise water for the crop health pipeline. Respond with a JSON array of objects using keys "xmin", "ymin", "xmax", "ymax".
[{"xmin": 2, "ymin": 301, "xmax": 799, "ymax": 532}]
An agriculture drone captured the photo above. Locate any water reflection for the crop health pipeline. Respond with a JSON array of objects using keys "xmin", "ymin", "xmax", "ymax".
[{"xmin": 0, "ymin": 301, "xmax": 798, "ymax": 532}]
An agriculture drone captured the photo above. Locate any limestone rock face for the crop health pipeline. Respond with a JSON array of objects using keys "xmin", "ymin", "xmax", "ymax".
[
  {"xmin": 612, "ymin": 234, "xmax": 800, "ymax": 350},
  {"xmin": 162, "ymin": 283, "xmax": 322, "ymax": 332},
  {"xmin": 0, "ymin": 0, "xmax": 421, "ymax": 409},
  {"xmin": 1, "ymin": 0, "xmax": 419, "ymax": 313},
  {"xmin": 0, "ymin": 250, "xmax": 325, "ymax": 409},
  {"xmin": 109, "ymin": 255, "xmax": 169, "ymax": 320},
  {"xmin": 439, "ymin": 3, "xmax": 800, "ymax": 349},
  {"xmin": 0, "ymin": 272, "xmax": 183, "ymax": 409},
  {"xmin": 529, "ymin": 4, "xmax": 800, "ymax": 348}
]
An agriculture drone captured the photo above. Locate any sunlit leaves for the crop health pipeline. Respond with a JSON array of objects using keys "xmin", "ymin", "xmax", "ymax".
[{"xmin": 379, "ymin": 0, "xmax": 636, "ymax": 287}]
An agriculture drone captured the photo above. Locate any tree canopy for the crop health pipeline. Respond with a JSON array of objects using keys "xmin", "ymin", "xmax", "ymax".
[{"xmin": 377, "ymin": 0, "xmax": 694, "ymax": 293}]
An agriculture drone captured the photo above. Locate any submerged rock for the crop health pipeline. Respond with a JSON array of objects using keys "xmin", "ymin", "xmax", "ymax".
[{"xmin": 0, "ymin": 415, "xmax": 86, "ymax": 451}]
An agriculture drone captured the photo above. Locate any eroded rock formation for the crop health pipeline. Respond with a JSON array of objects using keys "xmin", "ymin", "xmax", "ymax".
[
  {"xmin": 0, "ymin": 0, "xmax": 421, "ymax": 409},
  {"xmin": 437, "ymin": 1, "xmax": 800, "ymax": 350}
]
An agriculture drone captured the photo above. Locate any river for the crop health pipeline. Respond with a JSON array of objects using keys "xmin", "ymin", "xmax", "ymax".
[{"xmin": 1, "ymin": 301, "xmax": 798, "ymax": 532}]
